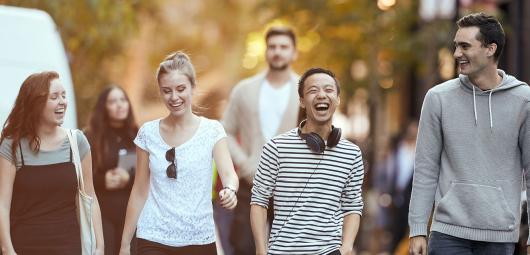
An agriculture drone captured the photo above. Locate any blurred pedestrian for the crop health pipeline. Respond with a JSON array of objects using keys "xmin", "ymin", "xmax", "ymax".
[
  {"xmin": 118, "ymin": 51, "xmax": 239, "ymax": 255},
  {"xmin": 0, "ymin": 71, "xmax": 104, "ymax": 254},
  {"xmin": 85, "ymin": 85, "xmax": 138, "ymax": 255},
  {"xmin": 373, "ymin": 120, "xmax": 417, "ymax": 253},
  {"xmin": 409, "ymin": 12, "xmax": 530, "ymax": 255},
  {"xmin": 222, "ymin": 26, "xmax": 300, "ymax": 255},
  {"xmin": 250, "ymin": 67, "xmax": 364, "ymax": 255}
]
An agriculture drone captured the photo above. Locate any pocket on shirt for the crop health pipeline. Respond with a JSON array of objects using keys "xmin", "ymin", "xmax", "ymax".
[{"xmin": 434, "ymin": 181, "xmax": 517, "ymax": 231}]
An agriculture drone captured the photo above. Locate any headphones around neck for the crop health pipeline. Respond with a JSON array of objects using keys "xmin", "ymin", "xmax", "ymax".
[{"xmin": 297, "ymin": 119, "xmax": 341, "ymax": 153}]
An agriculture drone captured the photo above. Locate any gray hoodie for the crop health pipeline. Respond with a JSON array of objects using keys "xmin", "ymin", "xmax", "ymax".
[{"xmin": 409, "ymin": 69, "xmax": 530, "ymax": 243}]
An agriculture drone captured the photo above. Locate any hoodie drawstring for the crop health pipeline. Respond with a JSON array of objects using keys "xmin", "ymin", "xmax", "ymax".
[
  {"xmin": 473, "ymin": 86, "xmax": 478, "ymax": 126},
  {"xmin": 472, "ymin": 85, "xmax": 494, "ymax": 129},
  {"xmin": 488, "ymin": 90, "xmax": 493, "ymax": 129}
]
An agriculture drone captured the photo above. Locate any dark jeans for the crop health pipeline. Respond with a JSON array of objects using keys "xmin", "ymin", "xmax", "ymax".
[
  {"xmin": 428, "ymin": 231, "xmax": 516, "ymax": 255},
  {"xmin": 213, "ymin": 202, "xmax": 234, "ymax": 255},
  {"xmin": 230, "ymin": 182, "xmax": 255, "ymax": 255},
  {"xmin": 327, "ymin": 250, "xmax": 341, "ymax": 255},
  {"xmin": 230, "ymin": 181, "xmax": 273, "ymax": 255},
  {"xmin": 137, "ymin": 238, "xmax": 217, "ymax": 255}
]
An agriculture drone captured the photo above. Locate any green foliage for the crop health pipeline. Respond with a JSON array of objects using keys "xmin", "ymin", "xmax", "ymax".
[
  {"xmin": 255, "ymin": 0, "xmax": 438, "ymax": 105},
  {"xmin": 2, "ymin": 0, "xmax": 157, "ymax": 126}
]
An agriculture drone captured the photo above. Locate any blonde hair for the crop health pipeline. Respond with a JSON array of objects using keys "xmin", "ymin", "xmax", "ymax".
[{"xmin": 156, "ymin": 51, "xmax": 196, "ymax": 87}]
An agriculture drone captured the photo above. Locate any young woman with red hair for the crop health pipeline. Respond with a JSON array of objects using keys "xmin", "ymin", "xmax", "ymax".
[{"xmin": 0, "ymin": 71, "xmax": 104, "ymax": 255}]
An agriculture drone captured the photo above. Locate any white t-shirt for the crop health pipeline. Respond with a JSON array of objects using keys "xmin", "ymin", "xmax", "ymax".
[
  {"xmin": 133, "ymin": 116, "xmax": 226, "ymax": 246},
  {"xmin": 395, "ymin": 143, "xmax": 415, "ymax": 191},
  {"xmin": 259, "ymin": 80, "xmax": 292, "ymax": 141}
]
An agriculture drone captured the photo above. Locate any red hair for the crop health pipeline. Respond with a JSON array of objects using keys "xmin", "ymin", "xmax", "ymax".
[{"xmin": 0, "ymin": 71, "xmax": 59, "ymax": 157}]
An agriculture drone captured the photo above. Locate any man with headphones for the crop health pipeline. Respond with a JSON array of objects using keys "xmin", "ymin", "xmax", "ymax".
[{"xmin": 250, "ymin": 67, "xmax": 364, "ymax": 255}]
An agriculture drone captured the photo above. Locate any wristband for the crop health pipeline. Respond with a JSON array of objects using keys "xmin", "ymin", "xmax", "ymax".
[{"xmin": 223, "ymin": 186, "xmax": 237, "ymax": 195}]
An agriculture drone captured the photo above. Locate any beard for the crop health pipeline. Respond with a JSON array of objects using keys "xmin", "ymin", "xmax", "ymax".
[{"xmin": 268, "ymin": 62, "xmax": 289, "ymax": 71}]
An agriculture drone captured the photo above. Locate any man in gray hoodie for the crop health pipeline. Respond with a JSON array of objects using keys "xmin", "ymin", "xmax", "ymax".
[{"xmin": 408, "ymin": 12, "xmax": 530, "ymax": 255}]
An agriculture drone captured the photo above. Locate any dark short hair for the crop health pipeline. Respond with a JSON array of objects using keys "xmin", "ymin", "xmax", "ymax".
[
  {"xmin": 265, "ymin": 26, "xmax": 296, "ymax": 47},
  {"xmin": 298, "ymin": 67, "xmax": 340, "ymax": 98},
  {"xmin": 457, "ymin": 12, "xmax": 505, "ymax": 61}
]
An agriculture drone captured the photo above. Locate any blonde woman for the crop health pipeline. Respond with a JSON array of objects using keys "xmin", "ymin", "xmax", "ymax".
[{"xmin": 119, "ymin": 52, "xmax": 238, "ymax": 255}]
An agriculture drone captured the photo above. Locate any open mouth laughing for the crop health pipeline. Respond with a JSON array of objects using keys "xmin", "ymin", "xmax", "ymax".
[{"xmin": 314, "ymin": 103, "xmax": 330, "ymax": 112}]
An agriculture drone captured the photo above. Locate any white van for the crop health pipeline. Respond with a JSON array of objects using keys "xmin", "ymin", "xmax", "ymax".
[{"xmin": 0, "ymin": 5, "xmax": 77, "ymax": 128}]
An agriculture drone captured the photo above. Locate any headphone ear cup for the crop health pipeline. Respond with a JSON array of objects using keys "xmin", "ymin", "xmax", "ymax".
[
  {"xmin": 305, "ymin": 132, "xmax": 325, "ymax": 153},
  {"xmin": 327, "ymin": 127, "xmax": 341, "ymax": 148}
]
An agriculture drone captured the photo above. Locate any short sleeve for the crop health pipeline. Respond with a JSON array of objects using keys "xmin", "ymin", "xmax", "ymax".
[
  {"xmin": 211, "ymin": 120, "xmax": 227, "ymax": 144},
  {"xmin": 134, "ymin": 123, "xmax": 148, "ymax": 151},
  {"xmin": 0, "ymin": 138, "xmax": 15, "ymax": 164},
  {"xmin": 76, "ymin": 130, "xmax": 91, "ymax": 160}
]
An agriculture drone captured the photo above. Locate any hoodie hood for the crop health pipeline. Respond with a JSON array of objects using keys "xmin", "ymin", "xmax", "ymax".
[{"xmin": 459, "ymin": 69, "xmax": 527, "ymax": 129}]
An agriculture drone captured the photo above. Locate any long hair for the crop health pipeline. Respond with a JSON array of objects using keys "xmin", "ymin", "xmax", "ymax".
[
  {"xmin": 85, "ymin": 86, "xmax": 138, "ymax": 172},
  {"xmin": 0, "ymin": 71, "xmax": 59, "ymax": 157}
]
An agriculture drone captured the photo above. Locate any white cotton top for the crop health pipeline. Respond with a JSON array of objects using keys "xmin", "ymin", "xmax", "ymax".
[
  {"xmin": 133, "ymin": 116, "xmax": 226, "ymax": 246},
  {"xmin": 259, "ymin": 80, "xmax": 292, "ymax": 141}
]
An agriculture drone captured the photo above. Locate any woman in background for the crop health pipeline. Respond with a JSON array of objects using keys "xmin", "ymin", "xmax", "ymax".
[
  {"xmin": 85, "ymin": 85, "xmax": 138, "ymax": 255},
  {"xmin": 0, "ymin": 71, "xmax": 104, "ymax": 254}
]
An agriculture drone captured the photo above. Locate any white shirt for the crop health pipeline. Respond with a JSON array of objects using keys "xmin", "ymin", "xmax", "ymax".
[
  {"xmin": 259, "ymin": 80, "xmax": 292, "ymax": 141},
  {"xmin": 395, "ymin": 143, "xmax": 415, "ymax": 190},
  {"xmin": 133, "ymin": 117, "xmax": 226, "ymax": 246}
]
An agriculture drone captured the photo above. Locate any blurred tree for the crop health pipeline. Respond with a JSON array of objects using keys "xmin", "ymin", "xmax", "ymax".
[
  {"xmin": 256, "ymin": 0, "xmax": 419, "ymax": 107},
  {"xmin": 0, "ymin": 0, "xmax": 158, "ymax": 126}
]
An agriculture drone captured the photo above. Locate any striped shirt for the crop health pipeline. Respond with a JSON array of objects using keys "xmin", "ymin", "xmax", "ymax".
[{"xmin": 251, "ymin": 129, "xmax": 364, "ymax": 255}]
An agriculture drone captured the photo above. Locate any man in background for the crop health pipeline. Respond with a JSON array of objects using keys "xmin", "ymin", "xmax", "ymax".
[{"xmin": 222, "ymin": 26, "xmax": 300, "ymax": 255}]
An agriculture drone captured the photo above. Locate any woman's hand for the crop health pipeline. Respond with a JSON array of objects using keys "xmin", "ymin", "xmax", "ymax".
[
  {"xmin": 105, "ymin": 168, "xmax": 130, "ymax": 190},
  {"xmin": 113, "ymin": 167, "xmax": 130, "ymax": 188},
  {"xmin": 105, "ymin": 170, "xmax": 121, "ymax": 190},
  {"xmin": 219, "ymin": 187, "xmax": 237, "ymax": 210}
]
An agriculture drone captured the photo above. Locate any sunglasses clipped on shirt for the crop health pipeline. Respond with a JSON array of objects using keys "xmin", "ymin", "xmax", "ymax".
[{"xmin": 165, "ymin": 147, "xmax": 177, "ymax": 179}]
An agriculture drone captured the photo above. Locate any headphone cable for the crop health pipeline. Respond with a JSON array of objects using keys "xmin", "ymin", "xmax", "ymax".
[{"xmin": 268, "ymin": 151, "xmax": 324, "ymax": 250}]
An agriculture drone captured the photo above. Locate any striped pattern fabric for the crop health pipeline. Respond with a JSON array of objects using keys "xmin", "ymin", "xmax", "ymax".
[{"xmin": 251, "ymin": 129, "xmax": 364, "ymax": 255}]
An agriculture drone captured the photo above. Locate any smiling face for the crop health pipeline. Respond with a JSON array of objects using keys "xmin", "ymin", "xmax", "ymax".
[
  {"xmin": 41, "ymin": 78, "xmax": 67, "ymax": 126},
  {"xmin": 299, "ymin": 72, "xmax": 340, "ymax": 126},
  {"xmin": 158, "ymin": 71, "xmax": 193, "ymax": 117},
  {"xmin": 453, "ymin": 26, "xmax": 497, "ymax": 78}
]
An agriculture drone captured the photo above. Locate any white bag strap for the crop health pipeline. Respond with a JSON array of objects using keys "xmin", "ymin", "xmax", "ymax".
[{"xmin": 66, "ymin": 128, "xmax": 85, "ymax": 192}]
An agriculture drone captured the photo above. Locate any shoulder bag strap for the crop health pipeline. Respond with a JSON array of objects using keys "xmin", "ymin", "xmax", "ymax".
[{"xmin": 66, "ymin": 128, "xmax": 85, "ymax": 192}]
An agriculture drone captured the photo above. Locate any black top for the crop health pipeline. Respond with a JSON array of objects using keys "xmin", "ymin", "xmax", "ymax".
[
  {"xmin": 10, "ymin": 143, "xmax": 81, "ymax": 254},
  {"xmin": 86, "ymin": 126, "xmax": 135, "ymax": 221}
]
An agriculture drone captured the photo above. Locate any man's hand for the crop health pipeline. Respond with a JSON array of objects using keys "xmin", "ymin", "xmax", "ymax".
[
  {"xmin": 409, "ymin": 236, "xmax": 427, "ymax": 255},
  {"xmin": 118, "ymin": 244, "xmax": 131, "ymax": 255},
  {"xmin": 339, "ymin": 246, "xmax": 354, "ymax": 255}
]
